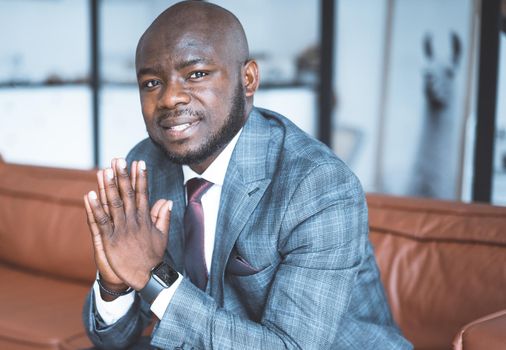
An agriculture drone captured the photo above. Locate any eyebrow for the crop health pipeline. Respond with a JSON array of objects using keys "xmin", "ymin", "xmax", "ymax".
[
  {"xmin": 136, "ymin": 65, "xmax": 164, "ymax": 77},
  {"xmin": 175, "ymin": 57, "xmax": 214, "ymax": 71},
  {"xmin": 137, "ymin": 57, "xmax": 215, "ymax": 78}
]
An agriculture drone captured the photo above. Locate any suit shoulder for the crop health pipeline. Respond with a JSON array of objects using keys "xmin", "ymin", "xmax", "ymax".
[
  {"xmin": 126, "ymin": 138, "xmax": 162, "ymax": 163},
  {"xmin": 258, "ymin": 108, "xmax": 353, "ymax": 179}
]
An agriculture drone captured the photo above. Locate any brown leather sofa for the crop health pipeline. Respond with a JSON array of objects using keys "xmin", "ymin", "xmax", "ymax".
[
  {"xmin": 0, "ymin": 159, "xmax": 96, "ymax": 349},
  {"xmin": 0, "ymin": 158, "xmax": 505, "ymax": 349},
  {"xmin": 368, "ymin": 194, "xmax": 506, "ymax": 350}
]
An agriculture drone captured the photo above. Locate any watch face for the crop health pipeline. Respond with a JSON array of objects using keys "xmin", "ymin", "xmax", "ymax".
[{"xmin": 154, "ymin": 262, "xmax": 179, "ymax": 286}]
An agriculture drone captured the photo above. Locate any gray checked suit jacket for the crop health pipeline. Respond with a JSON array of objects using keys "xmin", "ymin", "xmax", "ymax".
[{"xmin": 83, "ymin": 108, "xmax": 412, "ymax": 349}]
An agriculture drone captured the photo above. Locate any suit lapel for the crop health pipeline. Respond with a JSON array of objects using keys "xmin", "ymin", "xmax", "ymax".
[{"xmin": 209, "ymin": 109, "xmax": 274, "ymax": 304}]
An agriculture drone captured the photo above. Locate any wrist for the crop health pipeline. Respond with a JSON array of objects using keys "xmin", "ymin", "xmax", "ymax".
[
  {"xmin": 139, "ymin": 261, "xmax": 179, "ymax": 304},
  {"xmin": 97, "ymin": 276, "xmax": 133, "ymax": 301},
  {"xmin": 100, "ymin": 279, "xmax": 128, "ymax": 291}
]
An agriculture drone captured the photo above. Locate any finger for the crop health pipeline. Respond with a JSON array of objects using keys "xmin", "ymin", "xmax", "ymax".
[
  {"xmin": 84, "ymin": 194, "xmax": 108, "ymax": 254},
  {"xmin": 111, "ymin": 158, "xmax": 117, "ymax": 180},
  {"xmin": 103, "ymin": 168, "xmax": 126, "ymax": 225},
  {"xmin": 84, "ymin": 194, "xmax": 100, "ymax": 236},
  {"xmin": 96, "ymin": 170, "xmax": 110, "ymax": 216},
  {"xmin": 154, "ymin": 200, "xmax": 173, "ymax": 235},
  {"xmin": 130, "ymin": 160, "xmax": 138, "ymax": 190},
  {"xmin": 87, "ymin": 190, "xmax": 114, "ymax": 237},
  {"xmin": 150, "ymin": 199, "xmax": 166, "ymax": 223},
  {"xmin": 115, "ymin": 158, "xmax": 136, "ymax": 217},
  {"xmin": 84, "ymin": 195, "xmax": 107, "ymax": 262},
  {"xmin": 85, "ymin": 195, "xmax": 124, "ymax": 286},
  {"xmin": 111, "ymin": 158, "xmax": 120, "ymax": 188},
  {"xmin": 135, "ymin": 160, "xmax": 150, "ymax": 215}
]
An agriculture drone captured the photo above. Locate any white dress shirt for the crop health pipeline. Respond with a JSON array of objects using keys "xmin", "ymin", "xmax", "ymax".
[{"xmin": 94, "ymin": 129, "xmax": 242, "ymax": 325}]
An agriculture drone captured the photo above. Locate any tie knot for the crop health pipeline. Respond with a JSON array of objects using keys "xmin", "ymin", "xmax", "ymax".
[{"xmin": 186, "ymin": 178, "xmax": 213, "ymax": 202}]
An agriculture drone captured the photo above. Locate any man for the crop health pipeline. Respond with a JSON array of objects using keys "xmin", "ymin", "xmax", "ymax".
[{"xmin": 83, "ymin": 1, "xmax": 412, "ymax": 349}]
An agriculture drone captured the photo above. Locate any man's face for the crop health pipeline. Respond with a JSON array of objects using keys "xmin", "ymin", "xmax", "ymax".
[{"xmin": 136, "ymin": 29, "xmax": 246, "ymax": 171}]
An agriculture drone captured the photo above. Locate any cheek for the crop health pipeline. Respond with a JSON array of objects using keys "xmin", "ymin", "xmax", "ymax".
[
  {"xmin": 195, "ymin": 87, "xmax": 232, "ymax": 115},
  {"xmin": 140, "ymin": 96, "xmax": 156, "ymax": 123}
]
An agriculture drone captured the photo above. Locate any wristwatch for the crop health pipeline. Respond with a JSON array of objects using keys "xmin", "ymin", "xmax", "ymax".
[{"xmin": 139, "ymin": 261, "xmax": 179, "ymax": 304}]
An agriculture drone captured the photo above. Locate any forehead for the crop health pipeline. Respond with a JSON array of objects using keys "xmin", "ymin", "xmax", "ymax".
[{"xmin": 136, "ymin": 28, "xmax": 231, "ymax": 70}]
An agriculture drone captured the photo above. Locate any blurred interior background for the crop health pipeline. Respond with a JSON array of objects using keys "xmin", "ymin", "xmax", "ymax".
[{"xmin": 0, "ymin": 0, "xmax": 505, "ymax": 205}]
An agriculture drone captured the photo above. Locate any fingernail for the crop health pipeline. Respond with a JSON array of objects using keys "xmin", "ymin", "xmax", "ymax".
[
  {"xmin": 139, "ymin": 161, "xmax": 146, "ymax": 172},
  {"xmin": 118, "ymin": 158, "xmax": 127, "ymax": 169},
  {"xmin": 106, "ymin": 168, "xmax": 114, "ymax": 180},
  {"xmin": 168, "ymin": 200, "xmax": 173, "ymax": 211},
  {"xmin": 89, "ymin": 191, "xmax": 97, "ymax": 200}
]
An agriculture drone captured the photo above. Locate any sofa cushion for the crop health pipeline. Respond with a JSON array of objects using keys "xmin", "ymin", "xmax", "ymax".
[
  {"xmin": 0, "ymin": 264, "xmax": 92, "ymax": 350},
  {"xmin": 453, "ymin": 308, "xmax": 506, "ymax": 350},
  {"xmin": 0, "ymin": 160, "xmax": 96, "ymax": 283},
  {"xmin": 367, "ymin": 194, "xmax": 506, "ymax": 350}
]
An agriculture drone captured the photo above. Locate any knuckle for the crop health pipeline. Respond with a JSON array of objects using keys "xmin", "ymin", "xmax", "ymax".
[
  {"xmin": 96, "ymin": 214, "xmax": 111, "ymax": 226},
  {"xmin": 124, "ymin": 188, "xmax": 136, "ymax": 198},
  {"xmin": 129, "ymin": 214, "xmax": 142, "ymax": 228},
  {"xmin": 136, "ymin": 187, "xmax": 148, "ymax": 196},
  {"xmin": 137, "ymin": 211, "xmax": 148, "ymax": 223},
  {"xmin": 110, "ymin": 198, "xmax": 124, "ymax": 208},
  {"xmin": 107, "ymin": 180, "xmax": 117, "ymax": 189},
  {"xmin": 118, "ymin": 171, "xmax": 130, "ymax": 180}
]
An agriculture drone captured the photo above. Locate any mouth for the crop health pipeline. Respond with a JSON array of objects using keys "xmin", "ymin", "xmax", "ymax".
[
  {"xmin": 161, "ymin": 120, "xmax": 200, "ymax": 139},
  {"xmin": 166, "ymin": 121, "xmax": 196, "ymax": 132}
]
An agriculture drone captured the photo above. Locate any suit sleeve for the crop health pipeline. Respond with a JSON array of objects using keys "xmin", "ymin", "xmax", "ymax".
[
  {"xmin": 82, "ymin": 288, "xmax": 152, "ymax": 349},
  {"xmin": 150, "ymin": 162, "xmax": 370, "ymax": 349}
]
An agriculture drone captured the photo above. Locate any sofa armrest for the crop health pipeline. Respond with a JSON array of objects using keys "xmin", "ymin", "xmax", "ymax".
[{"xmin": 453, "ymin": 309, "xmax": 506, "ymax": 350}]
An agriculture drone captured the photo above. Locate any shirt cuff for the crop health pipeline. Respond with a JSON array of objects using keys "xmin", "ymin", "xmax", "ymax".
[
  {"xmin": 93, "ymin": 279, "xmax": 135, "ymax": 326},
  {"xmin": 150, "ymin": 273, "xmax": 183, "ymax": 320}
]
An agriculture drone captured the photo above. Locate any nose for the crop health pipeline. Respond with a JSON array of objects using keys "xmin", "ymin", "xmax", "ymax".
[{"xmin": 157, "ymin": 79, "xmax": 190, "ymax": 110}]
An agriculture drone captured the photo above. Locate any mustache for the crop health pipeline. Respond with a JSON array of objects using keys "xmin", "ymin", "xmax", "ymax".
[{"xmin": 156, "ymin": 108, "xmax": 205, "ymax": 125}]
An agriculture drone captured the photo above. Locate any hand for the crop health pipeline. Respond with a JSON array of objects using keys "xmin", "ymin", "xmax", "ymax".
[
  {"xmin": 84, "ymin": 164, "xmax": 124, "ymax": 289},
  {"xmin": 84, "ymin": 163, "xmax": 130, "ymax": 300},
  {"xmin": 84, "ymin": 158, "xmax": 172, "ymax": 291}
]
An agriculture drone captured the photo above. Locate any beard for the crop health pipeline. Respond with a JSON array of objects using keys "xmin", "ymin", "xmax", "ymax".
[{"xmin": 149, "ymin": 80, "xmax": 246, "ymax": 166}]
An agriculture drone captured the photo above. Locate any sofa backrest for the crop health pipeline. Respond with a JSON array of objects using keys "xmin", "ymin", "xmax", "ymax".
[
  {"xmin": 0, "ymin": 159, "xmax": 97, "ymax": 284},
  {"xmin": 367, "ymin": 194, "xmax": 506, "ymax": 350}
]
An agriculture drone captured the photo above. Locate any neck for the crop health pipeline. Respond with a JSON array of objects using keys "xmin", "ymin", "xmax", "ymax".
[{"xmin": 188, "ymin": 146, "xmax": 226, "ymax": 174}]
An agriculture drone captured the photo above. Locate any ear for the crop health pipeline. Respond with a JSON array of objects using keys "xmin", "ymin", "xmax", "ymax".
[
  {"xmin": 451, "ymin": 31, "xmax": 462, "ymax": 65},
  {"xmin": 423, "ymin": 33, "xmax": 433, "ymax": 60},
  {"xmin": 243, "ymin": 60, "xmax": 259, "ymax": 97}
]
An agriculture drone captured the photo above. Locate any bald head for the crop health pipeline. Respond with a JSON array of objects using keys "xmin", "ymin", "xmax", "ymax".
[{"xmin": 136, "ymin": 1, "xmax": 249, "ymax": 68}]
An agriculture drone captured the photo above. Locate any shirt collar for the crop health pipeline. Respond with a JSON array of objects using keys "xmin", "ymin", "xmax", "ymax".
[{"xmin": 182, "ymin": 128, "xmax": 243, "ymax": 187}]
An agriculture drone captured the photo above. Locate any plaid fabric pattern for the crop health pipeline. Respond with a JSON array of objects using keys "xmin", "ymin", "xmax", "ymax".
[{"xmin": 83, "ymin": 108, "xmax": 412, "ymax": 349}]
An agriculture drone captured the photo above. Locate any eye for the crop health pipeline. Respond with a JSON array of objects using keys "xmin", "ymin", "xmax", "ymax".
[
  {"xmin": 188, "ymin": 71, "xmax": 208, "ymax": 80},
  {"xmin": 143, "ymin": 80, "xmax": 160, "ymax": 89}
]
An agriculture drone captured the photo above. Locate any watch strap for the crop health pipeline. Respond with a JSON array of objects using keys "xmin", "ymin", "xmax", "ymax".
[{"xmin": 139, "ymin": 261, "xmax": 179, "ymax": 304}]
